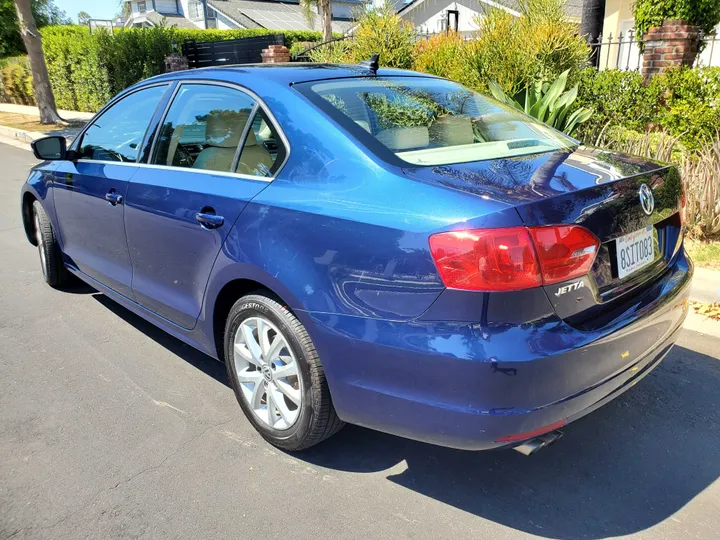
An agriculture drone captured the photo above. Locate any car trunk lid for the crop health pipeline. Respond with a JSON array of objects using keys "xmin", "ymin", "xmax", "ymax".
[{"xmin": 404, "ymin": 147, "xmax": 685, "ymax": 324}]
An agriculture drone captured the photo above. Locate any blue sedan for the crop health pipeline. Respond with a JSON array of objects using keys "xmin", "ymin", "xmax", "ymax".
[{"xmin": 21, "ymin": 63, "xmax": 692, "ymax": 454}]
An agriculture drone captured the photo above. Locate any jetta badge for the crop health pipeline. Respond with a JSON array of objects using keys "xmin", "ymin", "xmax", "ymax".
[{"xmin": 639, "ymin": 184, "xmax": 654, "ymax": 215}]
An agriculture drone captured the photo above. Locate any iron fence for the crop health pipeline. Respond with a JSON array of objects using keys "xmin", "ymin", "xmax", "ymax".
[
  {"xmin": 588, "ymin": 30, "xmax": 720, "ymax": 71},
  {"xmin": 292, "ymin": 29, "xmax": 720, "ymax": 70}
]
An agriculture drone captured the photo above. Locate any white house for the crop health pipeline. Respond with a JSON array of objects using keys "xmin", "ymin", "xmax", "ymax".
[
  {"xmin": 206, "ymin": 0, "xmax": 359, "ymax": 33},
  {"xmin": 123, "ymin": 0, "xmax": 359, "ymax": 33},
  {"xmin": 394, "ymin": 0, "xmax": 584, "ymax": 37},
  {"xmin": 124, "ymin": 0, "xmax": 208, "ymax": 28},
  {"xmin": 599, "ymin": 0, "xmax": 720, "ymax": 69}
]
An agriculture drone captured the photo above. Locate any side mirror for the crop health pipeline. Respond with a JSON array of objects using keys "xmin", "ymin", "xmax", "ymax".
[{"xmin": 31, "ymin": 136, "xmax": 67, "ymax": 161}]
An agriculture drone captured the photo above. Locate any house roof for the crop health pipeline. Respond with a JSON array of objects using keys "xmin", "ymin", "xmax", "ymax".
[
  {"xmin": 207, "ymin": 0, "xmax": 355, "ymax": 33},
  {"xmin": 146, "ymin": 11, "xmax": 200, "ymax": 29}
]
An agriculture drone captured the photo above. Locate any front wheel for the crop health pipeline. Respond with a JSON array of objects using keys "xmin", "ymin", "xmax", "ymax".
[
  {"xmin": 32, "ymin": 201, "xmax": 67, "ymax": 288},
  {"xmin": 224, "ymin": 293, "xmax": 344, "ymax": 451}
]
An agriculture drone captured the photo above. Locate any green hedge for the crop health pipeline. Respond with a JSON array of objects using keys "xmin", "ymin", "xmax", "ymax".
[
  {"xmin": 0, "ymin": 55, "xmax": 35, "ymax": 106},
  {"xmin": 38, "ymin": 25, "xmax": 323, "ymax": 112},
  {"xmin": 573, "ymin": 66, "xmax": 720, "ymax": 150}
]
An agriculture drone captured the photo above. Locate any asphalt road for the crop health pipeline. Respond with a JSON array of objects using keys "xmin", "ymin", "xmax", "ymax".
[{"xmin": 1, "ymin": 140, "xmax": 719, "ymax": 540}]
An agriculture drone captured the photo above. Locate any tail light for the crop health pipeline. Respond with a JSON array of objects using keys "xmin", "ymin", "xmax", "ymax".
[{"xmin": 429, "ymin": 225, "xmax": 599, "ymax": 292}]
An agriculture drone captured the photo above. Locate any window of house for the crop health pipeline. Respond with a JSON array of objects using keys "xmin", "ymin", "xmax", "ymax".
[
  {"xmin": 188, "ymin": 0, "xmax": 204, "ymax": 20},
  {"xmin": 78, "ymin": 85, "xmax": 168, "ymax": 162},
  {"xmin": 137, "ymin": 1, "xmax": 147, "ymax": 13}
]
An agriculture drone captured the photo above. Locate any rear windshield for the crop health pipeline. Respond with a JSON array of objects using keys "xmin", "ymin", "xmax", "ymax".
[{"xmin": 296, "ymin": 77, "xmax": 577, "ymax": 166}]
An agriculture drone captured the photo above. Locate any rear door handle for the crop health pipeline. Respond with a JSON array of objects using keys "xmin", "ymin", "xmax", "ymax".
[
  {"xmin": 105, "ymin": 189, "xmax": 123, "ymax": 205},
  {"xmin": 195, "ymin": 212, "xmax": 224, "ymax": 229}
]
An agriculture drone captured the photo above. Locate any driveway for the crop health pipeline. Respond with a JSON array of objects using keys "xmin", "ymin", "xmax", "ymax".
[{"xmin": 1, "ymin": 141, "xmax": 719, "ymax": 540}]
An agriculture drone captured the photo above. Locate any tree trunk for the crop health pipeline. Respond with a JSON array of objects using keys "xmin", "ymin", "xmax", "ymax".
[
  {"xmin": 14, "ymin": 0, "xmax": 64, "ymax": 124},
  {"xmin": 320, "ymin": 0, "xmax": 332, "ymax": 42},
  {"xmin": 579, "ymin": 0, "xmax": 606, "ymax": 68}
]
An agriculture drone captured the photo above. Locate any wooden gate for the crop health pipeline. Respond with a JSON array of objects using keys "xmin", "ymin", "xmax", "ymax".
[{"xmin": 182, "ymin": 34, "xmax": 286, "ymax": 68}]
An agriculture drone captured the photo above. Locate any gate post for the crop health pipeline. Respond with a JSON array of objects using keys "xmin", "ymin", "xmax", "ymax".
[{"xmin": 261, "ymin": 45, "xmax": 290, "ymax": 63}]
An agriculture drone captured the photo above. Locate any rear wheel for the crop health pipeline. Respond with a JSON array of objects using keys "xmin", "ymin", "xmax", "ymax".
[
  {"xmin": 224, "ymin": 293, "xmax": 344, "ymax": 451},
  {"xmin": 32, "ymin": 201, "xmax": 67, "ymax": 288}
]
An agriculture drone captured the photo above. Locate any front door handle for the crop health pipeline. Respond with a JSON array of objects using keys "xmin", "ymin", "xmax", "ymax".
[
  {"xmin": 105, "ymin": 189, "xmax": 123, "ymax": 206},
  {"xmin": 195, "ymin": 211, "xmax": 224, "ymax": 229}
]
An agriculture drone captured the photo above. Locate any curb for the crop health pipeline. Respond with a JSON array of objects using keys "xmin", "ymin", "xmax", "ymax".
[
  {"xmin": 0, "ymin": 124, "xmax": 44, "ymax": 144},
  {"xmin": 683, "ymin": 309, "xmax": 720, "ymax": 338}
]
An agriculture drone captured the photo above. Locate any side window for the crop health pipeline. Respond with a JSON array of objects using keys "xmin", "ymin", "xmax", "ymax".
[
  {"xmin": 236, "ymin": 108, "xmax": 287, "ymax": 177},
  {"xmin": 151, "ymin": 84, "xmax": 255, "ymax": 173},
  {"xmin": 79, "ymin": 85, "xmax": 167, "ymax": 163}
]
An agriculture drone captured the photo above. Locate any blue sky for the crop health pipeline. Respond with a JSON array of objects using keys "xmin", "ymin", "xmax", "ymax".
[{"xmin": 55, "ymin": 0, "xmax": 122, "ymax": 22}]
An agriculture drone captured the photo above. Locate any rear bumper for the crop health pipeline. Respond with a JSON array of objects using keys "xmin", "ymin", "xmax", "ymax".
[{"xmin": 310, "ymin": 250, "xmax": 693, "ymax": 451}]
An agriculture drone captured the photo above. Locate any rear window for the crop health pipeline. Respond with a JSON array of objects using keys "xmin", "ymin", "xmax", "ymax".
[{"xmin": 296, "ymin": 77, "xmax": 576, "ymax": 166}]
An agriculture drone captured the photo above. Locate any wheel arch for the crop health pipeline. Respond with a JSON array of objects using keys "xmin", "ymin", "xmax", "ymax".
[
  {"xmin": 209, "ymin": 273, "xmax": 309, "ymax": 364},
  {"xmin": 21, "ymin": 190, "xmax": 38, "ymax": 246}
]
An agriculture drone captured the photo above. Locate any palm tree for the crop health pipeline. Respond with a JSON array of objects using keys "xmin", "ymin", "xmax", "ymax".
[
  {"xmin": 300, "ymin": 0, "xmax": 333, "ymax": 42},
  {"xmin": 580, "ymin": 0, "xmax": 606, "ymax": 68},
  {"xmin": 13, "ymin": 0, "xmax": 63, "ymax": 124}
]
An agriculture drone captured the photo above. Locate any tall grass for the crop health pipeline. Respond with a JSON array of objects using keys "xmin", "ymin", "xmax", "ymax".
[{"xmin": 595, "ymin": 129, "xmax": 720, "ymax": 238}]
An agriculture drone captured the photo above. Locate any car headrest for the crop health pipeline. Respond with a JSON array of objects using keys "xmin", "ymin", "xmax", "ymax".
[
  {"xmin": 376, "ymin": 126, "xmax": 429, "ymax": 151},
  {"xmin": 205, "ymin": 110, "xmax": 252, "ymax": 148},
  {"xmin": 429, "ymin": 115, "xmax": 474, "ymax": 146}
]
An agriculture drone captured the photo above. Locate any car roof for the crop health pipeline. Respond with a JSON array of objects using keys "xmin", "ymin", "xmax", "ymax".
[{"xmin": 140, "ymin": 63, "xmax": 437, "ymax": 88}]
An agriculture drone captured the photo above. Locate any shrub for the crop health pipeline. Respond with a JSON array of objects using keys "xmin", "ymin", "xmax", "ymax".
[
  {"xmin": 488, "ymin": 69, "xmax": 592, "ymax": 135},
  {"xmin": 349, "ymin": 2, "xmax": 415, "ymax": 68},
  {"xmin": 469, "ymin": 0, "xmax": 589, "ymax": 95},
  {"xmin": 308, "ymin": 39, "xmax": 354, "ymax": 63},
  {"xmin": 647, "ymin": 67, "xmax": 720, "ymax": 150},
  {"xmin": 633, "ymin": 0, "xmax": 720, "ymax": 37},
  {"xmin": 413, "ymin": 32, "xmax": 481, "ymax": 89},
  {"xmin": 0, "ymin": 55, "xmax": 35, "ymax": 106},
  {"xmin": 573, "ymin": 66, "xmax": 720, "ymax": 150},
  {"xmin": 37, "ymin": 25, "xmax": 326, "ymax": 112}
]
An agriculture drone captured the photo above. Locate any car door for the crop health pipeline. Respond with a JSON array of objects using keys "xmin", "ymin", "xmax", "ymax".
[
  {"xmin": 52, "ymin": 84, "xmax": 170, "ymax": 297},
  {"xmin": 124, "ymin": 82, "xmax": 288, "ymax": 329}
]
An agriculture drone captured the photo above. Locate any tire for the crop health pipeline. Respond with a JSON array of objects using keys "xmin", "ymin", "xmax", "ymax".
[
  {"xmin": 225, "ymin": 293, "xmax": 344, "ymax": 451},
  {"xmin": 32, "ymin": 200, "xmax": 67, "ymax": 288}
]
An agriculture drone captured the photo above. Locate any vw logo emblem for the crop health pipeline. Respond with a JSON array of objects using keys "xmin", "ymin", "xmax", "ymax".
[{"xmin": 639, "ymin": 184, "xmax": 654, "ymax": 216}]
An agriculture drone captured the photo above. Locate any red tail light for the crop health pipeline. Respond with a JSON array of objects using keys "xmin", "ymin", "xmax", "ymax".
[{"xmin": 429, "ymin": 225, "xmax": 599, "ymax": 292}]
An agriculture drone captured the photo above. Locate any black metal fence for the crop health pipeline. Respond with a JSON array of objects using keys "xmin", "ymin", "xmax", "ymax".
[
  {"xmin": 183, "ymin": 34, "xmax": 285, "ymax": 69},
  {"xmin": 587, "ymin": 30, "xmax": 720, "ymax": 71},
  {"xmin": 292, "ymin": 29, "xmax": 720, "ymax": 70}
]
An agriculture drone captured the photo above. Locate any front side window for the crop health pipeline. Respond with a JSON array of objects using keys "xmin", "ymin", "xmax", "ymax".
[
  {"xmin": 137, "ymin": 1, "xmax": 146, "ymax": 13},
  {"xmin": 296, "ymin": 77, "xmax": 576, "ymax": 166},
  {"xmin": 78, "ymin": 84, "xmax": 167, "ymax": 162},
  {"xmin": 152, "ymin": 84, "xmax": 286, "ymax": 176}
]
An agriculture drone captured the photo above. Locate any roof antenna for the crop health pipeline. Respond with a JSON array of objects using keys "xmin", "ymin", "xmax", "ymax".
[{"xmin": 359, "ymin": 54, "xmax": 379, "ymax": 75}]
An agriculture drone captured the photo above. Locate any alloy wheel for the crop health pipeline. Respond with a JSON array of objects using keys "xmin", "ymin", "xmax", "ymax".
[{"xmin": 232, "ymin": 316, "xmax": 302, "ymax": 430}]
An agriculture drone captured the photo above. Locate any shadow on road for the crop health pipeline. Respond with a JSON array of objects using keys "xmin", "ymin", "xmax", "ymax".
[
  {"xmin": 89, "ymin": 292, "xmax": 719, "ymax": 539},
  {"xmin": 92, "ymin": 294, "xmax": 229, "ymax": 386}
]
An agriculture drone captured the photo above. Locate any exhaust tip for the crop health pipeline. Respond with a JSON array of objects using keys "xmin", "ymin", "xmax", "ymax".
[{"xmin": 513, "ymin": 430, "xmax": 564, "ymax": 456}]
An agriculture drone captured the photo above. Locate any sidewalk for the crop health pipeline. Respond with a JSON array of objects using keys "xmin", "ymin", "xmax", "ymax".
[
  {"xmin": 0, "ymin": 103, "xmax": 91, "ymax": 145},
  {"xmin": 691, "ymin": 267, "xmax": 720, "ymax": 304},
  {"xmin": 0, "ymin": 103, "xmax": 94, "ymax": 122}
]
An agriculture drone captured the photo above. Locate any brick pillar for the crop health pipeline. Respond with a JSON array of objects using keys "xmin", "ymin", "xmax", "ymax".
[
  {"xmin": 641, "ymin": 20, "xmax": 701, "ymax": 80},
  {"xmin": 261, "ymin": 45, "xmax": 290, "ymax": 63},
  {"xmin": 164, "ymin": 53, "xmax": 189, "ymax": 73}
]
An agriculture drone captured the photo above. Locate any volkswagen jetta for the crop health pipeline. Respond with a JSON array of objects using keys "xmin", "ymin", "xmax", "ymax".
[{"xmin": 21, "ymin": 63, "xmax": 692, "ymax": 453}]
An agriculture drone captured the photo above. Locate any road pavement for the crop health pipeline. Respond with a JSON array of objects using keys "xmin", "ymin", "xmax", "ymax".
[{"xmin": 1, "ymin": 141, "xmax": 719, "ymax": 540}]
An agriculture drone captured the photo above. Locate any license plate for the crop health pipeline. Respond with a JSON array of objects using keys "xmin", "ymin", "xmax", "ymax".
[{"xmin": 616, "ymin": 226, "xmax": 655, "ymax": 279}]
